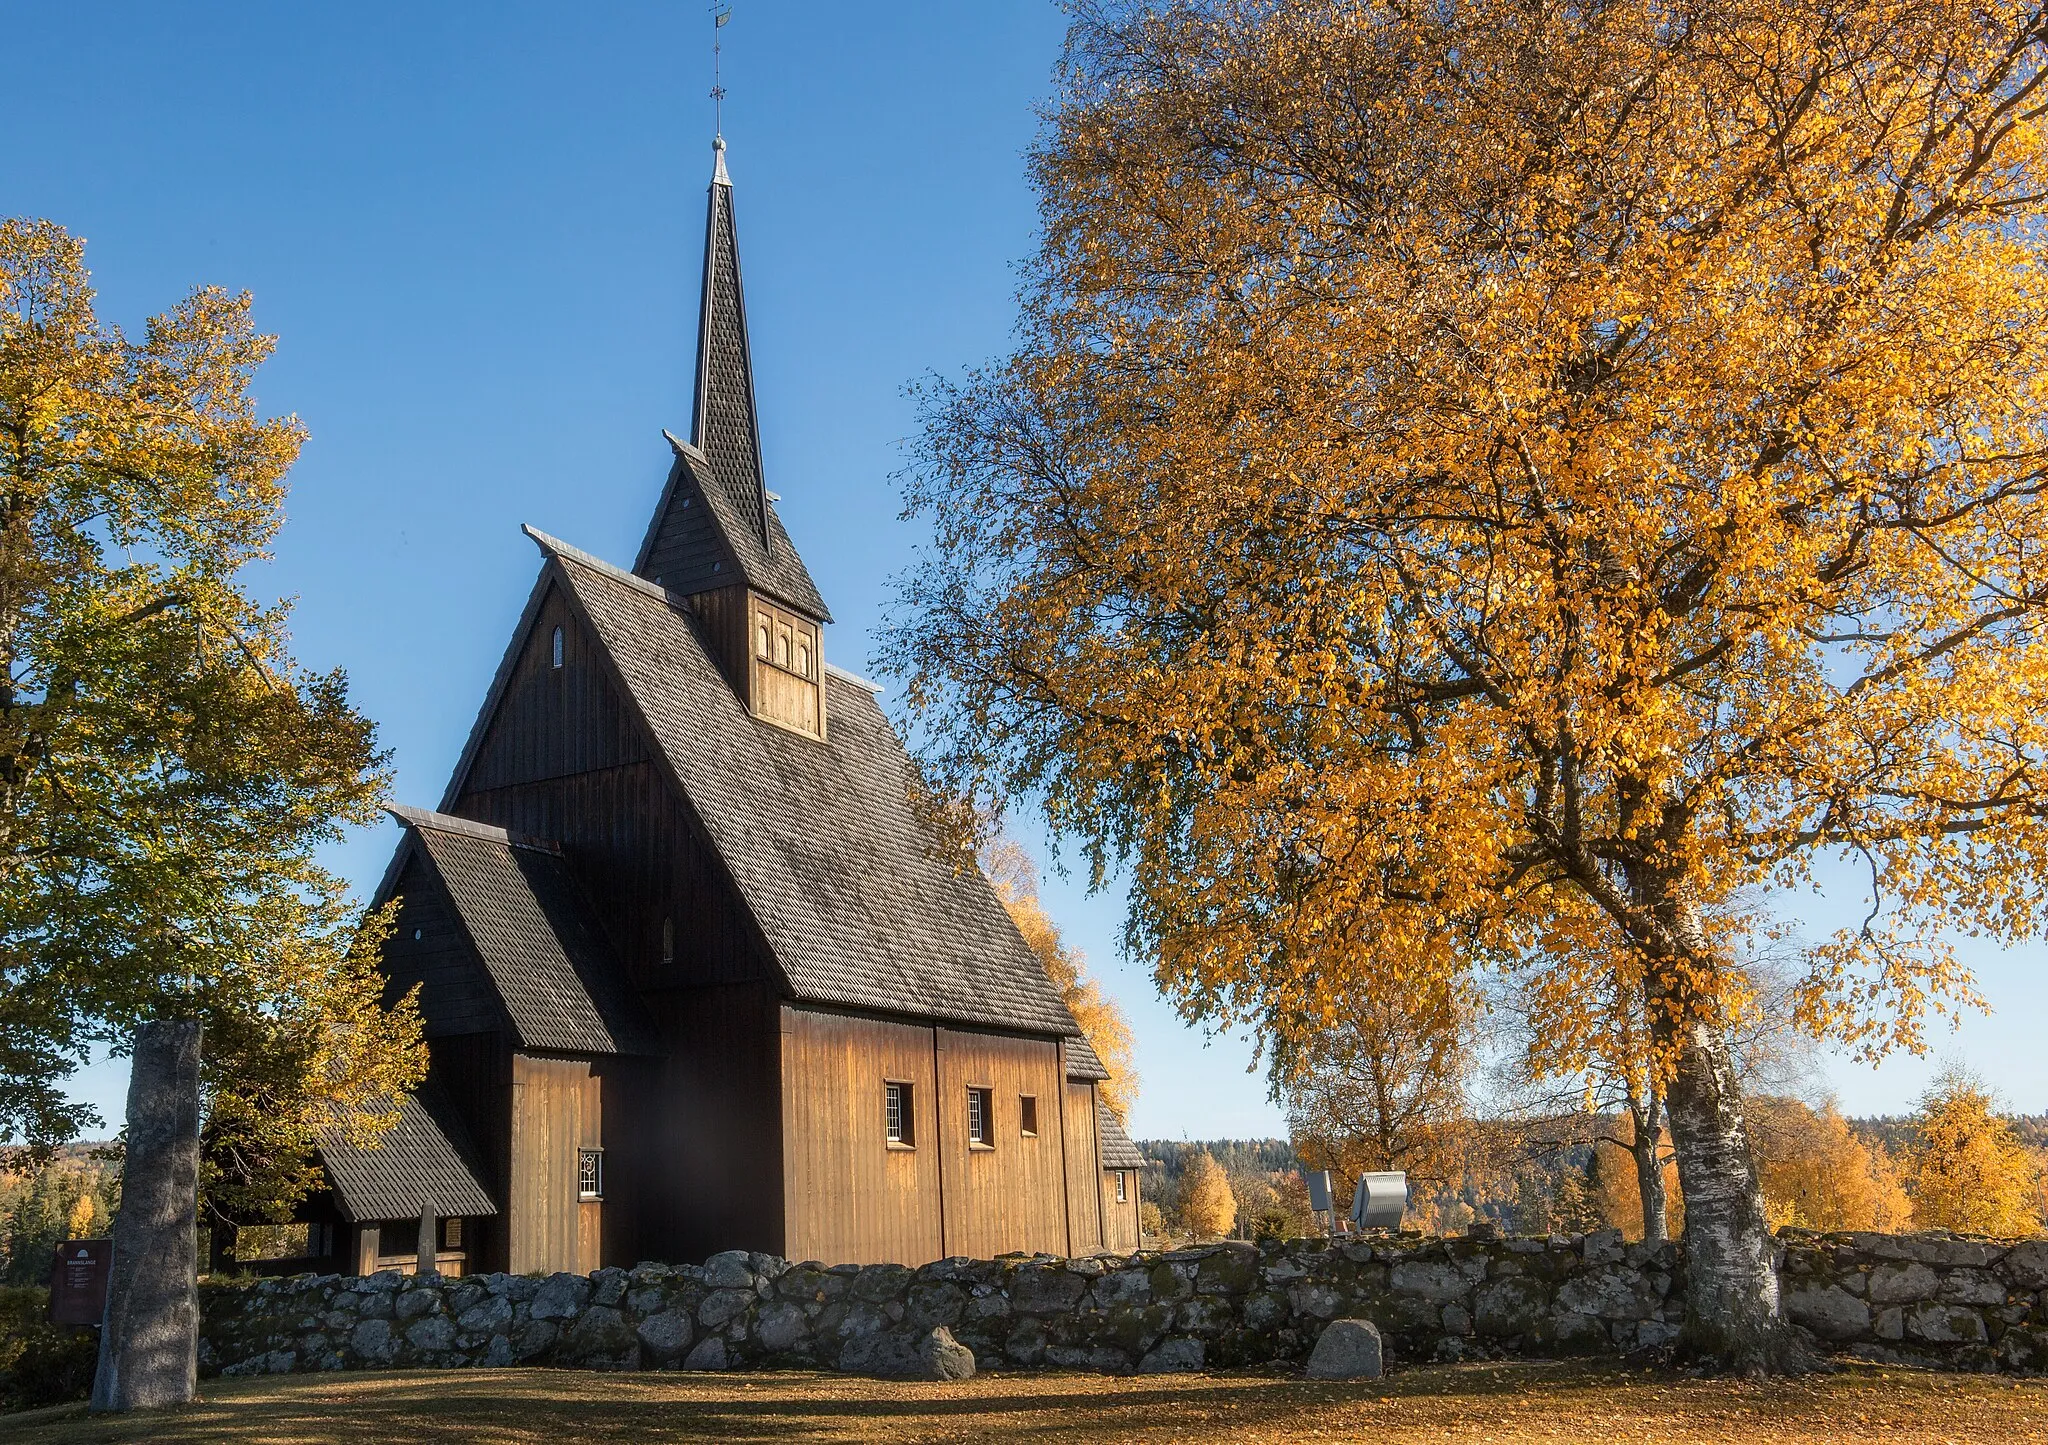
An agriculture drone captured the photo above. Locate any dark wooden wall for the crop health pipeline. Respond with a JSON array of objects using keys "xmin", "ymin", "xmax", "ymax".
[
  {"xmin": 427, "ymin": 1032, "xmax": 511, "ymax": 1272},
  {"xmin": 381, "ymin": 854, "xmax": 500, "ymax": 1035},
  {"xmin": 781, "ymin": 1006, "xmax": 942, "ymax": 1266}
]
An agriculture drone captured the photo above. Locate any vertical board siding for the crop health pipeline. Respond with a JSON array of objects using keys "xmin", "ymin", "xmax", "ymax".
[
  {"xmin": 780, "ymin": 1007, "xmax": 941, "ymax": 1266},
  {"xmin": 465, "ymin": 587, "xmax": 650, "ymax": 792},
  {"xmin": 382, "ymin": 854, "xmax": 500, "ymax": 1036},
  {"xmin": 1101, "ymin": 1169, "xmax": 1142, "ymax": 1252},
  {"xmin": 1063, "ymin": 1081, "xmax": 1105, "ymax": 1256},
  {"xmin": 637, "ymin": 983, "xmax": 786, "ymax": 1264},
  {"xmin": 936, "ymin": 1028, "xmax": 1068, "ymax": 1261},
  {"xmin": 509, "ymin": 1054, "xmax": 601, "ymax": 1275},
  {"xmin": 426, "ymin": 1033, "xmax": 511, "ymax": 1272}
]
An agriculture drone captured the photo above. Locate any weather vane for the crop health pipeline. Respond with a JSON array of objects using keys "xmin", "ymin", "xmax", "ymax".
[{"xmin": 710, "ymin": 4, "xmax": 731, "ymax": 137}]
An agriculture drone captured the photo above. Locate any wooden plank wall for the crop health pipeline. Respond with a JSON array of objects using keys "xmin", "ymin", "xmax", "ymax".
[
  {"xmin": 426, "ymin": 1032, "xmax": 511, "ymax": 1272},
  {"xmin": 638, "ymin": 983, "xmax": 786, "ymax": 1264},
  {"xmin": 780, "ymin": 1007, "xmax": 942, "ymax": 1266},
  {"xmin": 936, "ymin": 1027, "xmax": 1068, "ymax": 1261},
  {"xmin": 508, "ymin": 1053, "xmax": 602, "ymax": 1275},
  {"xmin": 1062, "ymin": 1080, "xmax": 1105, "ymax": 1255},
  {"xmin": 452, "ymin": 592, "xmax": 774, "ymax": 994},
  {"xmin": 1101, "ymin": 1168, "xmax": 1142, "ymax": 1252},
  {"xmin": 747, "ymin": 595, "xmax": 823, "ymax": 739},
  {"xmin": 381, "ymin": 854, "xmax": 501, "ymax": 1036}
]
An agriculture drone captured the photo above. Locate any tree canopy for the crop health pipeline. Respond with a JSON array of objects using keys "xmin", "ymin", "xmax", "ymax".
[
  {"xmin": 886, "ymin": 0, "xmax": 2048, "ymax": 1364},
  {"xmin": 0, "ymin": 218, "xmax": 421, "ymax": 1195}
]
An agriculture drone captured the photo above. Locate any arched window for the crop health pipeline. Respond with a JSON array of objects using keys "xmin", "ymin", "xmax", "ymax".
[
  {"xmin": 551, "ymin": 626, "xmax": 564, "ymax": 669},
  {"xmin": 661, "ymin": 916, "xmax": 674, "ymax": 967},
  {"xmin": 776, "ymin": 628, "xmax": 791, "ymax": 668},
  {"xmin": 796, "ymin": 641, "xmax": 811, "ymax": 678},
  {"xmin": 757, "ymin": 621, "xmax": 771, "ymax": 659}
]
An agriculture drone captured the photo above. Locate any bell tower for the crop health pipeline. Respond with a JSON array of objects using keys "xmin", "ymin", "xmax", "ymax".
[{"xmin": 634, "ymin": 137, "xmax": 831, "ymax": 740}]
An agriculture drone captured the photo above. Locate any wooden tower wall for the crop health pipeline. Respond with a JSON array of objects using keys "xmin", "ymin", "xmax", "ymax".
[{"xmin": 448, "ymin": 583, "xmax": 787, "ymax": 1265}]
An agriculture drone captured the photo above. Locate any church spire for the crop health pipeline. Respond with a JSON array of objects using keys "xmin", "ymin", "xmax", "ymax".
[{"xmin": 691, "ymin": 135, "xmax": 771, "ymax": 550}]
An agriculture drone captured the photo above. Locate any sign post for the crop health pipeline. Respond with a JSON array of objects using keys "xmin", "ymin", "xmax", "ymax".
[{"xmin": 48, "ymin": 1238, "xmax": 113, "ymax": 1328}]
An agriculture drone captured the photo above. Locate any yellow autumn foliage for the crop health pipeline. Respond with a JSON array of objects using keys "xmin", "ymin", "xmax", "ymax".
[
  {"xmin": 1907, "ymin": 1072, "xmax": 2041, "ymax": 1237},
  {"xmin": 1750, "ymin": 1097, "xmax": 1913, "ymax": 1233},
  {"xmin": 1181, "ymin": 1149, "xmax": 1238, "ymax": 1239},
  {"xmin": 887, "ymin": 0, "xmax": 2048, "ymax": 1352},
  {"xmin": 985, "ymin": 840, "xmax": 1140, "ymax": 1122}
]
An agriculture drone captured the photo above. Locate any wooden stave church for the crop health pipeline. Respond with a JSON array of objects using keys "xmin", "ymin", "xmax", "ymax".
[{"xmin": 265, "ymin": 137, "xmax": 1145, "ymax": 1280}]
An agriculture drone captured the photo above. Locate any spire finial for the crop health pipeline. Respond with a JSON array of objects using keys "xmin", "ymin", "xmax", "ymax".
[{"xmin": 710, "ymin": 4, "xmax": 731, "ymax": 142}]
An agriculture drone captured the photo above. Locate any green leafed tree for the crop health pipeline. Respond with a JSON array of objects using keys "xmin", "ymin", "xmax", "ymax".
[{"xmin": 0, "ymin": 218, "xmax": 425, "ymax": 1402}]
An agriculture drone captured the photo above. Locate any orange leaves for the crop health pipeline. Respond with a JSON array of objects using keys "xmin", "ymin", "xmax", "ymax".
[{"xmin": 885, "ymin": 0, "xmax": 2048, "ymax": 1090}]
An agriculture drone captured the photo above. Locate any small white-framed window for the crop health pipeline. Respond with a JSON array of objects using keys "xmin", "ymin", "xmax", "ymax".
[
  {"xmin": 967, "ymin": 1087, "xmax": 992, "ymax": 1147},
  {"xmin": 551, "ymin": 626, "xmax": 564, "ymax": 669},
  {"xmin": 577, "ymin": 1149, "xmax": 604, "ymax": 1200},
  {"xmin": 885, "ymin": 1081, "xmax": 914, "ymax": 1147},
  {"xmin": 1115, "ymin": 1170, "xmax": 1128, "ymax": 1203}
]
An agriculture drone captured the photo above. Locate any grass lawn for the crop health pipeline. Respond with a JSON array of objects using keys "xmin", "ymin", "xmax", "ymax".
[{"xmin": 1, "ymin": 1360, "xmax": 2042, "ymax": 1443}]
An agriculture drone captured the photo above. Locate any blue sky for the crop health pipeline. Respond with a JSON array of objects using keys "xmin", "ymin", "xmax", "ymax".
[{"xmin": 4, "ymin": 2, "xmax": 2040, "ymax": 1142}]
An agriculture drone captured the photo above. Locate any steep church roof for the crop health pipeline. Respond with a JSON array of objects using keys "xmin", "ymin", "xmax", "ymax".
[
  {"xmin": 1098, "ymin": 1102, "xmax": 1144, "ymax": 1172},
  {"xmin": 634, "ymin": 139, "xmax": 829, "ymax": 620},
  {"xmin": 513, "ymin": 529, "xmax": 1081, "ymax": 1038},
  {"xmin": 384, "ymin": 805, "xmax": 660, "ymax": 1056},
  {"xmin": 318, "ymin": 1078, "xmax": 498, "ymax": 1224}
]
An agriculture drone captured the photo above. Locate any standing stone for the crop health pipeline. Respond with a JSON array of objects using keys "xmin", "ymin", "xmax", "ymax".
[
  {"xmin": 1306, "ymin": 1318, "xmax": 1384, "ymax": 1380},
  {"xmin": 93, "ymin": 1019, "xmax": 203, "ymax": 1412},
  {"xmin": 918, "ymin": 1326, "xmax": 977, "ymax": 1381}
]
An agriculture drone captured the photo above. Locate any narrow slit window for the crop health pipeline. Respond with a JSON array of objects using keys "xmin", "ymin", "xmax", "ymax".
[
  {"xmin": 1115, "ymin": 1170, "xmax": 1128, "ymax": 1203},
  {"xmin": 1019, "ymin": 1095, "xmax": 1038, "ymax": 1137},
  {"xmin": 967, "ymin": 1087, "xmax": 992, "ymax": 1147},
  {"xmin": 796, "ymin": 641, "xmax": 811, "ymax": 677},
  {"xmin": 577, "ymin": 1149, "xmax": 604, "ymax": 1200},
  {"xmin": 661, "ymin": 916, "xmax": 674, "ymax": 967},
  {"xmin": 551, "ymin": 626, "xmax": 564, "ymax": 669},
  {"xmin": 776, "ymin": 626, "xmax": 792, "ymax": 667},
  {"xmin": 885, "ymin": 1081, "xmax": 913, "ymax": 1146},
  {"xmin": 757, "ymin": 620, "xmax": 771, "ymax": 659}
]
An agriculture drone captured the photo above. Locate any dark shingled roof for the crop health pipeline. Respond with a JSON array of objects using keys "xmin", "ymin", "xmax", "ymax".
[
  {"xmin": 637, "ymin": 435, "xmax": 829, "ymax": 621},
  {"xmin": 1098, "ymin": 1103, "xmax": 1144, "ymax": 1171},
  {"xmin": 391, "ymin": 805, "xmax": 660, "ymax": 1056},
  {"xmin": 523, "ymin": 530, "xmax": 1079, "ymax": 1038},
  {"xmin": 319, "ymin": 1079, "xmax": 497, "ymax": 1223},
  {"xmin": 634, "ymin": 141, "xmax": 829, "ymax": 620},
  {"xmin": 1065, "ymin": 1033, "xmax": 1110, "ymax": 1081}
]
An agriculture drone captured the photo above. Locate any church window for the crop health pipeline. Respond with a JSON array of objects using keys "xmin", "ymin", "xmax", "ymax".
[
  {"xmin": 885, "ymin": 1081, "xmax": 913, "ymax": 1146},
  {"xmin": 412, "ymin": 928, "xmax": 423, "ymax": 942},
  {"xmin": 757, "ymin": 621, "xmax": 771, "ymax": 659},
  {"xmin": 551, "ymin": 626, "xmax": 564, "ymax": 669},
  {"xmin": 577, "ymin": 1149, "xmax": 604, "ymax": 1200},
  {"xmin": 776, "ymin": 626, "xmax": 791, "ymax": 668},
  {"xmin": 796, "ymin": 640, "xmax": 811, "ymax": 677},
  {"xmin": 967, "ymin": 1087, "xmax": 992, "ymax": 1147},
  {"xmin": 661, "ymin": 916, "xmax": 674, "ymax": 966},
  {"xmin": 1019, "ymin": 1095, "xmax": 1038, "ymax": 1137},
  {"xmin": 439, "ymin": 1217, "xmax": 464, "ymax": 1252},
  {"xmin": 1115, "ymin": 1170, "xmax": 1128, "ymax": 1203}
]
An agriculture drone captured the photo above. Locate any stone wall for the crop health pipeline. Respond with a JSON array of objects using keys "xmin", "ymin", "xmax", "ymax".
[{"xmin": 198, "ymin": 1229, "xmax": 2048, "ymax": 1380}]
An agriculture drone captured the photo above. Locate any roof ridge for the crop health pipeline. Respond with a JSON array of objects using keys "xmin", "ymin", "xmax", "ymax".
[
  {"xmin": 823, "ymin": 662, "xmax": 884, "ymax": 695},
  {"xmin": 524, "ymin": 524, "xmax": 677, "ymax": 606},
  {"xmin": 388, "ymin": 803, "xmax": 561, "ymax": 855}
]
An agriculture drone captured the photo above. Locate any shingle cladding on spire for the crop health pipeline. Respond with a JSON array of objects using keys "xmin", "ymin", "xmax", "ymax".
[{"xmin": 634, "ymin": 143, "xmax": 830, "ymax": 621}]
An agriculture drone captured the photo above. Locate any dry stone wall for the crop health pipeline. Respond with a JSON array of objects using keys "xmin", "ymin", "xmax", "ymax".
[{"xmin": 197, "ymin": 1229, "xmax": 2048, "ymax": 1380}]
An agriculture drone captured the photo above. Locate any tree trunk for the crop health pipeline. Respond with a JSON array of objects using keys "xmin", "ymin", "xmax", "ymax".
[
  {"xmin": 92, "ymin": 1019, "xmax": 202, "ymax": 1413},
  {"xmin": 1630, "ymin": 1088, "xmax": 1669, "ymax": 1245}
]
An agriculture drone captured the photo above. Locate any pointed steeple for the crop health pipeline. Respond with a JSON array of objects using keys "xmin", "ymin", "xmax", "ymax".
[
  {"xmin": 693, "ymin": 135, "xmax": 770, "ymax": 549},
  {"xmin": 634, "ymin": 137, "xmax": 830, "ymax": 623}
]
